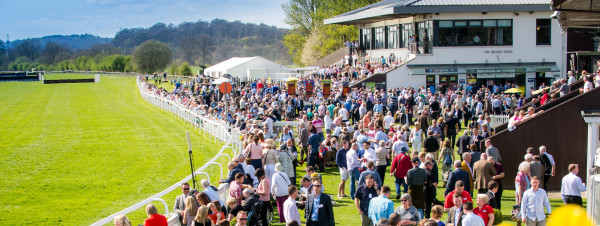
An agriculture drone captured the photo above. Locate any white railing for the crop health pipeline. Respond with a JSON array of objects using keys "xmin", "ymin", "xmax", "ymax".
[
  {"xmin": 588, "ymin": 174, "xmax": 600, "ymax": 224},
  {"xmin": 90, "ymin": 77, "xmax": 242, "ymax": 226},
  {"xmin": 490, "ymin": 114, "xmax": 510, "ymax": 129}
]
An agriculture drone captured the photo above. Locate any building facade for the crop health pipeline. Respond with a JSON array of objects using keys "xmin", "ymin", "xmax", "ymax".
[{"xmin": 325, "ymin": 0, "xmax": 564, "ymax": 96}]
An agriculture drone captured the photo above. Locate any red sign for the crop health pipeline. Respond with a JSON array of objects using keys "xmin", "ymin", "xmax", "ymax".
[
  {"xmin": 219, "ymin": 82, "xmax": 232, "ymax": 94},
  {"xmin": 287, "ymin": 81, "xmax": 296, "ymax": 95},
  {"xmin": 322, "ymin": 80, "xmax": 331, "ymax": 98},
  {"xmin": 306, "ymin": 80, "xmax": 314, "ymax": 98}
]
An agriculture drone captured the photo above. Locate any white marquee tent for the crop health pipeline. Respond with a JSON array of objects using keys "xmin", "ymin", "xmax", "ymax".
[{"xmin": 204, "ymin": 56, "xmax": 295, "ymax": 81}]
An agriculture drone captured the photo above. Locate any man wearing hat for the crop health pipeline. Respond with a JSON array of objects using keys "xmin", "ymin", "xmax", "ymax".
[
  {"xmin": 406, "ymin": 157, "xmax": 427, "ymax": 219},
  {"xmin": 567, "ymin": 71, "xmax": 576, "ymax": 84}
]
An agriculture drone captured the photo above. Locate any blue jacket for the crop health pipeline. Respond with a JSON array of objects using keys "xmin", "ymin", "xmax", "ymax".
[{"xmin": 445, "ymin": 168, "xmax": 471, "ymax": 196}]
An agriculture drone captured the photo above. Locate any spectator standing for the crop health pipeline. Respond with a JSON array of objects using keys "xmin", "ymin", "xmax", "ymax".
[
  {"xmin": 423, "ymin": 130, "xmax": 440, "ymax": 155},
  {"xmin": 262, "ymin": 139, "xmax": 279, "ymax": 180},
  {"xmin": 235, "ymin": 211, "xmax": 248, "ymax": 226},
  {"xmin": 182, "ymin": 196, "xmax": 198, "ymax": 226},
  {"xmin": 368, "ymin": 185, "xmax": 395, "ymax": 224},
  {"xmin": 308, "ymin": 127, "xmax": 325, "ymax": 172},
  {"xmin": 521, "ymin": 176, "xmax": 552, "ymax": 225},
  {"xmin": 473, "ymin": 194, "xmax": 494, "ymax": 226},
  {"xmin": 444, "ymin": 180, "xmax": 472, "ymax": 210},
  {"xmin": 407, "ymin": 157, "xmax": 427, "ymax": 219},
  {"xmin": 539, "ymin": 146, "xmax": 555, "ymax": 191},
  {"xmin": 515, "ymin": 162, "xmax": 531, "ymax": 205},
  {"xmin": 461, "ymin": 152, "xmax": 474, "ymax": 195},
  {"xmin": 438, "ymin": 140, "xmax": 454, "ymax": 187},
  {"xmin": 462, "ymin": 201, "xmax": 485, "ymax": 226},
  {"xmin": 254, "ymin": 168, "xmax": 270, "ymax": 226},
  {"xmin": 484, "ymin": 139, "xmax": 501, "ymax": 163},
  {"xmin": 174, "ymin": 183, "xmax": 192, "ymax": 224},
  {"xmin": 244, "ymin": 136, "xmax": 263, "ymax": 169},
  {"xmin": 284, "ymin": 186, "xmax": 302, "ymax": 224},
  {"xmin": 305, "ymin": 180, "xmax": 335, "ymax": 226},
  {"xmin": 527, "ymin": 154, "xmax": 544, "ymax": 189},
  {"xmin": 299, "ymin": 123, "xmax": 310, "ymax": 165},
  {"xmin": 347, "ymin": 143, "xmax": 361, "ymax": 199},
  {"xmin": 278, "ymin": 142, "xmax": 296, "ymax": 185},
  {"xmin": 486, "ymin": 181, "xmax": 499, "ymax": 209},
  {"xmin": 355, "ymin": 174, "xmax": 380, "ymax": 226},
  {"xmin": 561, "ymin": 164, "xmax": 586, "ymax": 206},
  {"xmin": 488, "ymin": 156, "xmax": 505, "ymax": 209},
  {"xmin": 375, "ymin": 140, "xmax": 390, "ymax": 185},
  {"xmin": 336, "ymin": 140, "xmax": 350, "ymax": 198},
  {"xmin": 390, "ymin": 147, "xmax": 412, "ymax": 199},
  {"xmin": 144, "ymin": 204, "xmax": 168, "ymax": 226},
  {"xmin": 473, "ymin": 153, "xmax": 496, "ymax": 194},
  {"xmin": 395, "ymin": 193, "xmax": 421, "ymax": 225},
  {"xmin": 201, "ymin": 179, "xmax": 224, "ymax": 209},
  {"xmin": 456, "ymin": 131, "xmax": 471, "ymax": 161},
  {"xmin": 272, "ymin": 163, "xmax": 292, "ymax": 223},
  {"xmin": 446, "ymin": 192, "xmax": 464, "ymax": 226},
  {"xmin": 423, "ymin": 160, "xmax": 438, "ymax": 219},
  {"xmin": 445, "ymin": 161, "xmax": 471, "ymax": 196},
  {"xmin": 358, "ymin": 161, "xmax": 382, "ymax": 188}
]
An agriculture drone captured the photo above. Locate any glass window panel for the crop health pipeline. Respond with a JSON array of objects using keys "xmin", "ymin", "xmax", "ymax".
[
  {"xmin": 483, "ymin": 20, "xmax": 497, "ymax": 27},
  {"xmin": 387, "ymin": 25, "xmax": 399, "ymax": 49},
  {"xmin": 440, "ymin": 21, "xmax": 453, "ymax": 28},
  {"xmin": 498, "ymin": 20, "xmax": 512, "ymax": 27},
  {"xmin": 455, "ymin": 21, "xmax": 467, "ymax": 27},
  {"xmin": 470, "ymin": 21, "xmax": 482, "ymax": 26}
]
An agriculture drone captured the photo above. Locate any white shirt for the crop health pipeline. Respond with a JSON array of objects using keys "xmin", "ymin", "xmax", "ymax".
[
  {"xmin": 584, "ymin": 81, "xmax": 594, "ymax": 92},
  {"xmin": 462, "ymin": 212, "xmax": 485, "ymax": 226},
  {"xmin": 384, "ymin": 115, "xmax": 395, "ymax": 129},
  {"xmin": 271, "ymin": 172, "xmax": 291, "ymax": 196},
  {"xmin": 561, "ymin": 172, "xmax": 586, "ymax": 197},
  {"xmin": 363, "ymin": 148, "xmax": 377, "ymax": 162},
  {"xmin": 346, "ymin": 148, "xmax": 360, "ymax": 171},
  {"xmin": 324, "ymin": 115, "xmax": 332, "ymax": 130},
  {"xmin": 283, "ymin": 196, "xmax": 302, "ymax": 224},
  {"xmin": 203, "ymin": 187, "xmax": 224, "ymax": 207},
  {"xmin": 521, "ymin": 188, "xmax": 552, "ymax": 221},
  {"xmin": 339, "ymin": 108, "xmax": 348, "ymax": 120},
  {"xmin": 392, "ymin": 140, "xmax": 409, "ymax": 155}
]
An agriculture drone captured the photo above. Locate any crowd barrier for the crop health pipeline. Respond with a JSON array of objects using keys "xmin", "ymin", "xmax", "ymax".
[
  {"xmin": 90, "ymin": 77, "xmax": 242, "ymax": 226},
  {"xmin": 490, "ymin": 114, "xmax": 510, "ymax": 129}
]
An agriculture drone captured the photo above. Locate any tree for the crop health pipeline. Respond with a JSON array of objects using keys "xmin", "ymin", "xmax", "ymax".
[
  {"xmin": 177, "ymin": 37, "xmax": 202, "ymax": 64},
  {"xmin": 168, "ymin": 63, "xmax": 179, "ymax": 75},
  {"xmin": 132, "ymin": 40, "xmax": 172, "ymax": 74},
  {"xmin": 180, "ymin": 62, "xmax": 193, "ymax": 76},
  {"xmin": 14, "ymin": 40, "xmax": 40, "ymax": 60},
  {"xmin": 197, "ymin": 34, "xmax": 216, "ymax": 64}
]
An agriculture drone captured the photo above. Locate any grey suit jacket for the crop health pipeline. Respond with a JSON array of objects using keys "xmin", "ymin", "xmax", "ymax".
[
  {"xmin": 446, "ymin": 206, "xmax": 464, "ymax": 226},
  {"xmin": 174, "ymin": 194, "xmax": 187, "ymax": 214},
  {"xmin": 486, "ymin": 146, "xmax": 501, "ymax": 163}
]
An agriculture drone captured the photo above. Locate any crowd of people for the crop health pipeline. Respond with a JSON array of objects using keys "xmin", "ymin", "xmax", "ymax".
[{"xmin": 120, "ymin": 68, "xmax": 597, "ymax": 226}]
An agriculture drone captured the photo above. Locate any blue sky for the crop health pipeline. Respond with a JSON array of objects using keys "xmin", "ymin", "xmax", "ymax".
[{"xmin": 0, "ymin": 0, "xmax": 289, "ymax": 40}]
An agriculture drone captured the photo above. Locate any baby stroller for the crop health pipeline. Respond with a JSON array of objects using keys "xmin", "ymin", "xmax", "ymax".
[{"xmin": 247, "ymin": 200, "xmax": 273, "ymax": 226}]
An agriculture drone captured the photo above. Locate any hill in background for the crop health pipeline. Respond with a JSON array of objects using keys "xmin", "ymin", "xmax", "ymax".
[{"xmin": 7, "ymin": 34, "xmax": 112, "ymax": 51}]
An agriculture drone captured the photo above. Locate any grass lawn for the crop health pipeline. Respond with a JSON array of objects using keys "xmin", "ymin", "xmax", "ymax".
[
  {"xmin": 44, "ymin": 73, "xmax": 95, "ymax": 80},
  {"xmin": 0, "ymin": 74, "xmax": 228, "ymax": 225}
]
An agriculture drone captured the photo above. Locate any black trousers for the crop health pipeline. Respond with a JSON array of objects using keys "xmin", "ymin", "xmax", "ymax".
[
  {"xmin": 478, "ymin": 188, "xmax": 488, "ymax": 194},
  {"xmin": 308, "ymin": 154, "xmax": 324, "ymax": 172},
  {"xmin": 496, "ymin": 183, "xmax": 503, "ymax": 209},
  {"xmin": 447, "ymin": 132, "xmax": 457, "ymax": 148},
  {"xmin": 543, "ymin": 175, "xmax": 551, "ymax": 191},
  {"xmin": 565, "ymin": 195, "xmax": 583, "ymax": 206},
  {"xmin": 424, "ymin": 186, "xmax": 436, "ymax": 219},
  {"xmin": 376, "ymin": 165, "xmax": 387, "ymax": 185}
]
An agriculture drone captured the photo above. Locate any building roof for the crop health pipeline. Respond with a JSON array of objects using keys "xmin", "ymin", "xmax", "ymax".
[
  {"xmin": 325, "ymin": 0, "xmax": 552, "ymax": 25},
  {"xmin": 311, "ymin": 47, "xmax": 347, "ymax": 67},
  {"xmin": 552, "ymin": 0, "xmax": 600, "ymax": 30},
  {"xmin": 205, "ymin": 57, "xmax": 259, "ymax": 72}
]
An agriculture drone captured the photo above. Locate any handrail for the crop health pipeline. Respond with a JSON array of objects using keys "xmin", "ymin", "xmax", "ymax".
[{"xmin": 90, "ymin": 77, "xmax": 241, "ymax": 226}]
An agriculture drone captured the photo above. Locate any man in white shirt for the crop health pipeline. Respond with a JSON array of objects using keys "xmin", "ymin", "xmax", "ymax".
[
  {"xmin": 567, "ymin": 71, "xmax": 576, "ymax": 84},
  {"xmin": 561, "ymin": 164, "xmax": 586, "ymax": 206},
  {"xmin": 462, "ymin": 201, "xmax": 485, "ymax": 226},
  {"xmin": 521, "ymin": 176, "xmax": 552, "ymax": 225},
  {"xmin": 392, "ymin": 136, "xmax": 409, "ymax": 156},
  {"xmin": 383, "ymin": 111, "xmax": 395, "ymax": 131},
  {"xmin": 347, "ymin": 143, "xmax": 361, "ymax": 200},
  {"xmin": 283, "ymin": 186, "xmax": 302, "ymax": 224}
]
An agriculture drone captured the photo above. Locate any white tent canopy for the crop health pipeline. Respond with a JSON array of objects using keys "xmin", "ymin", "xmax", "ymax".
[{"xmin": 205, "ymin": 56, "xmax": 295, "ymax": 81}]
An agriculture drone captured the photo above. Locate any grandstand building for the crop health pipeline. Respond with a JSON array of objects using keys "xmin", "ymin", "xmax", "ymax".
[{"xmin": 325, "ymin": 0, "xmax": 574, "ymax": 96}]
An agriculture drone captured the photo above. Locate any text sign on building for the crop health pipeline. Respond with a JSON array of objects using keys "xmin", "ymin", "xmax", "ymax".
[
  {"xmin": 484, "ymin": 50, "xmax": 513, "ymax": 54},
  {"xmin": 424, "ymin": 68, "xmax": 458, "ymax": 73},
  {"xmin": 477, "ymin": 72, "xmax": 515, "ymax": 78}
]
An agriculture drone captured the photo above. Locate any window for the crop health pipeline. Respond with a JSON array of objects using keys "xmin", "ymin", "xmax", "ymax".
[
  {"xmin": 417, "ymin": 21, "xmax": 433, "ymax": 51},
  {"xmin": 361, "ymin": 28, "xmax": 372, "ymax": 50},
  {"xmin": 374, "ymin": 27, "xmax": 385, "ymax": 49},
  {"xmin": 387, "ymin": 25, "xmax": 399, "ymax": 49},
  {"xmin": 436, "ymin": 19, "xmax": 512, "ymax": 46},
  {"xmin": 536, "ymin": 19, "xmax": 551, "ymax": 45},
  {"xmin": 402, "ymin": 23, "xmax": 413, "ymax": 48}
]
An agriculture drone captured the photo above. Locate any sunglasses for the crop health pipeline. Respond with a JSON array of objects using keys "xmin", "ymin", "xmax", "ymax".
[
  {"xmin": 400, "ymin": 199, "xmax": 408, "ymax": 202},
  {"xmin": 239, "ymin": 218, "xmax": 247, "ymax": 221},
  {"xmin": 183, "ymin": 188, "xmax": 190, "ymax": 190},
  {"xmin": 313, "ymin": 185, "xmax": 321, "ymax": 187}
]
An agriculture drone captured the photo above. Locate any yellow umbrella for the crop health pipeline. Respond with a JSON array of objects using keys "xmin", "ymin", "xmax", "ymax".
[
  {"xmin": 532, "ymin": 87, "xmax": 550, "ymax": 95},
  {"xmin": 286, "ymin": 77, "xmax": 300, "ymax": 82},
  {"xmin": 504, "ymin": 88, "xmax": 523, "ymax": 94}
]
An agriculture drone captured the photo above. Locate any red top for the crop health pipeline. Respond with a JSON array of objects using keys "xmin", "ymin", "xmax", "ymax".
[
  {"xmin": 144, "ymin": 214, "xmax": 167, "ymax": 226},
  {"xmin": 208, "ymin": 211, "xmax": 225, "ymax": 224},
  {"xmin": 390, "ymin": 153, "xmax": 411, "ymax": 178},
  {"xmin": 473, "ymin": 204, "xmax": 494, "ymax": 224},
  {"xmin": 443, "ymin": 190, "xmax": 472, "ymax": 208}
]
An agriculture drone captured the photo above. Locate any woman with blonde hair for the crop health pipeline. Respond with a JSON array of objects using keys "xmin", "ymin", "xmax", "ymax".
[
  {"xmin": 113, "ymin": 215, "xmax": 131, "ymax": 226},
  {"xmin": 473, "ymin": 194, "xmax": 494, "ymax": 226},
  {"xmin": 438, "ymin": 140, "xmax": 454, "ymax": 187},
  {"xmin": 262, "ymin": 138, "xmax": 279, "ymax": 180},
  {"xmin": 410, "ymin": 122, "xmax": 423, "ymax": 152},
  {"xmin": 183, "ymin": 196, "xmax": 198, "ymax": 226},
  {"xmin": 193, "ymin": 206, "xmax": 213, "ymax": 226},
  {"xmin": 244, "ymin": 135, "xmax": 263, "ymax": 169}
]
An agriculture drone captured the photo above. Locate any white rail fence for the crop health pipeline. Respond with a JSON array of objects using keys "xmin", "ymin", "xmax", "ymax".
[
  {"xmin": 90, "ymin": 77, "xmax": 242, "ymax": 226},
  {"xmin": 490, "ymin": 114, "xmax": 510, "ymax": 129}
]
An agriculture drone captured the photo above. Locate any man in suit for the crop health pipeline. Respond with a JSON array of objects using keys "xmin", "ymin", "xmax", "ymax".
[
  {"xmin": 445, "ymin": 160, "xmax": 471, "ymax": 196},
  {"xmin": 486, "ymin": 181, "xmax": 499, "ymax": 209},
  {"xmin": 469, "ymin": 128, "xmax": 484, "ymax": 153},
  {"xmin": 174, "ymin": 182, "xmax": 191, "ymax": 224},
  {"xmin": 446, "ymin": 192, "xmax": 464, "ymax": 226},
  {"xmin": 473, "ymin": 153, "xmax": 496, "ymax": 194},
  {"xmin": 455, "ymin": 131, "xmax": 471, "ymax": 161},
  {"xmin": 484, "ymin": 139, "xmax": 501, "ymax": 163},
  {"xmin": 305, "ymin": 180, "xmax": 335, "ymax": 226},
  {"xmin": 461, "ymin": 152, "xmax": 474, "ymax": 195}
]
